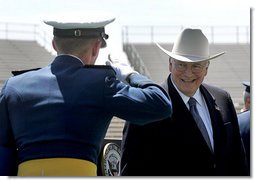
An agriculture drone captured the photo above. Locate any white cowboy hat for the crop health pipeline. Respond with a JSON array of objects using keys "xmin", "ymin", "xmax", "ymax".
[{"xmin": 156, "ymin": 28, "xmax": 225, "ymax": 62}]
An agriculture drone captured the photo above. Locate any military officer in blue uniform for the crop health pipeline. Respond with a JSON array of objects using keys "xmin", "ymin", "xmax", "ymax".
[{"xmin": 0, "ymin": 16, "xmax": 172, "ymax": 176}]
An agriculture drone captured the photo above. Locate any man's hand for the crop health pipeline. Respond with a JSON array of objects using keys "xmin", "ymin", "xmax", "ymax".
[{"xmin": 106, "ymin": 54, "xmax": 138, "ymax": 83}]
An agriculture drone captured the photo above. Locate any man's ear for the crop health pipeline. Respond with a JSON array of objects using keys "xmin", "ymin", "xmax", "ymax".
[
  {"xmin": 92, "ymin": 39, "xmax": 102, "ymax": 58},
  {"xmin": 169, "ymin": 58, "xmax": 173, "ymax": 72},
  {"xmin": 246, "ymin": 97, "xmax": 250, "ymax": 106},
  {"xmin": 204, "ymin": 61, "xmax": 210, "ymax": 76},
  {"xmin": 52, "ymin": 40, "xmax": 58, "ymax": 52}
]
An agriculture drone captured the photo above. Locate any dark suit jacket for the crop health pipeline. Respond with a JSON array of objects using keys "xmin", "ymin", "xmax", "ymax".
[{"xmin": 121, "ymin": 74, "xmax": 248, "ymax": 176}]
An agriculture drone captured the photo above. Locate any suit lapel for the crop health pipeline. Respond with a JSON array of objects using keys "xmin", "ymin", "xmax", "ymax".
[
  {"xmin": 166, "ymin": 75, "xmax": 191, "ymax": 118},
  {"xmin": 166, "ymin": 75, "xmax": 225, "ymax": 155},
  {"xmin": 200, "ymin": 84, "xmax": 225, "ymax": 155},
  {"xmin": 166, "ymin": 75, "xmax": 213, "ymax": 152}
]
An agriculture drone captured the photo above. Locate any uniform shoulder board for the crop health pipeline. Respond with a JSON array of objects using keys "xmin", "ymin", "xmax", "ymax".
[
  {"xmin": 11, "ymin": 68, "xmax": 41, "ymax": 76},
  {"xmin": 84, "ymin": 65, "xmax": 113, "ymax": 70}
]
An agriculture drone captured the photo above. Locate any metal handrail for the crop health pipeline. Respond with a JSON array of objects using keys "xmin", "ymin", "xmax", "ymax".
[
  {"xmin": 123, "ymin": 44, "xmax": 151, "ymax": 77},
  {"xmin": 122, "ymin": 25, "xmax": 250, "ymax": 44},
  {"xmin": 0, "ymin": 22, "xmax": 54, "ymax": 54}
]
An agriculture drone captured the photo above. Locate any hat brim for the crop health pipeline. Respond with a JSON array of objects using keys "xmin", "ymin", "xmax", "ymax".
[
  {"xmin": 156, "ymin": 43, "xmax": 225, "ymax": 62},
  {"xmin": 44, "ymin": 18, "xmax": 115, "ymax": 29}
]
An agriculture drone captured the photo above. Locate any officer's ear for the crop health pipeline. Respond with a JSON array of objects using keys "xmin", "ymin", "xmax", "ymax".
[
  {"xmin": 52, "ymin": 39, "xmax": 58, "ymax": 52},
  {"xmin": 92, "ymin": 39, "xmax": 101, "ymax": 58}
]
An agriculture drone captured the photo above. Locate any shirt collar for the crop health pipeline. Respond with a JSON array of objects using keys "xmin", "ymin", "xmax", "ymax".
[
  {"xmin": 171, "ymin": 76, "xmax": 203, "ymax": 107},
  {"xmin": 192, "ymin": 90, "xmax": 204, "ymax": 107}
]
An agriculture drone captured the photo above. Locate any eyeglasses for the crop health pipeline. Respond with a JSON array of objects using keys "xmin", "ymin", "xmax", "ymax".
[{"xmin": 173, "ymin": 60, "xmax": 209, "ymax": 73}]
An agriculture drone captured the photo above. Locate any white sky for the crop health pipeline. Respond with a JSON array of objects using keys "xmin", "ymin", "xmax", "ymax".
[
  {"xmin": 0, "ymin": 0, "xmax": 252, "ymax": 25},
  {"xmin": 0, "ymin": 0, "xmax": 254, "ymax": 64}
]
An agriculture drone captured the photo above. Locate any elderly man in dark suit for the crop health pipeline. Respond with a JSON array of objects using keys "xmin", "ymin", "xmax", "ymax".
[{"xmin": 120, "ymin": 28, "xmax": 248, "ymax": 176}]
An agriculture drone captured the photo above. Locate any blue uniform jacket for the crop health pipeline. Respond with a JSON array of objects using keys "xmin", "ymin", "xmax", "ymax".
[
  {"xmin": 238, "ymin": 110, "xmax": 250, "ymax": 174},
  {"xmin": 0, "ymin": 55, "xmax": 172, "ymax": 175}
]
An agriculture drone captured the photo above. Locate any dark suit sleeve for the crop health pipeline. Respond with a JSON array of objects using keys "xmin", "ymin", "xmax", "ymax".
[
  {"xmin": 203, "ymin": 84, "xmax": 248, "ymax": 175},
  {"xmin": 219, "ymin": 90, "xmax": 248, "ymax": 175},
  {"xmin": 227, "ymin": 95, "xmax": 248, "ymax": 175}
]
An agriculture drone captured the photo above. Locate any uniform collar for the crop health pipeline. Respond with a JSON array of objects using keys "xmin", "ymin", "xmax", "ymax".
[
  {"xmin": 59, "ymin": 54, "xmax": 84, "ymax": 65},
  {"xmin": 53, "ymin": 54, "xmax": 84, "ymax": 66}
]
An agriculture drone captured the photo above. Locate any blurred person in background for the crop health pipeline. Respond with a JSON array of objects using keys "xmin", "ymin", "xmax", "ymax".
[
  {"xmin": 240, "ymin": 81, "xmax": 250, "ymax": 112},
  {"xmin": 238, "ymin": 81, "xmax": 251, "ymax": 175},
  {"xmin": 0, "ymin": 16, "xmax": 172, "ymax": 176},
  {"xmin": 120, "ymin": 28, "xmax": 248, "ymax": 176}
]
